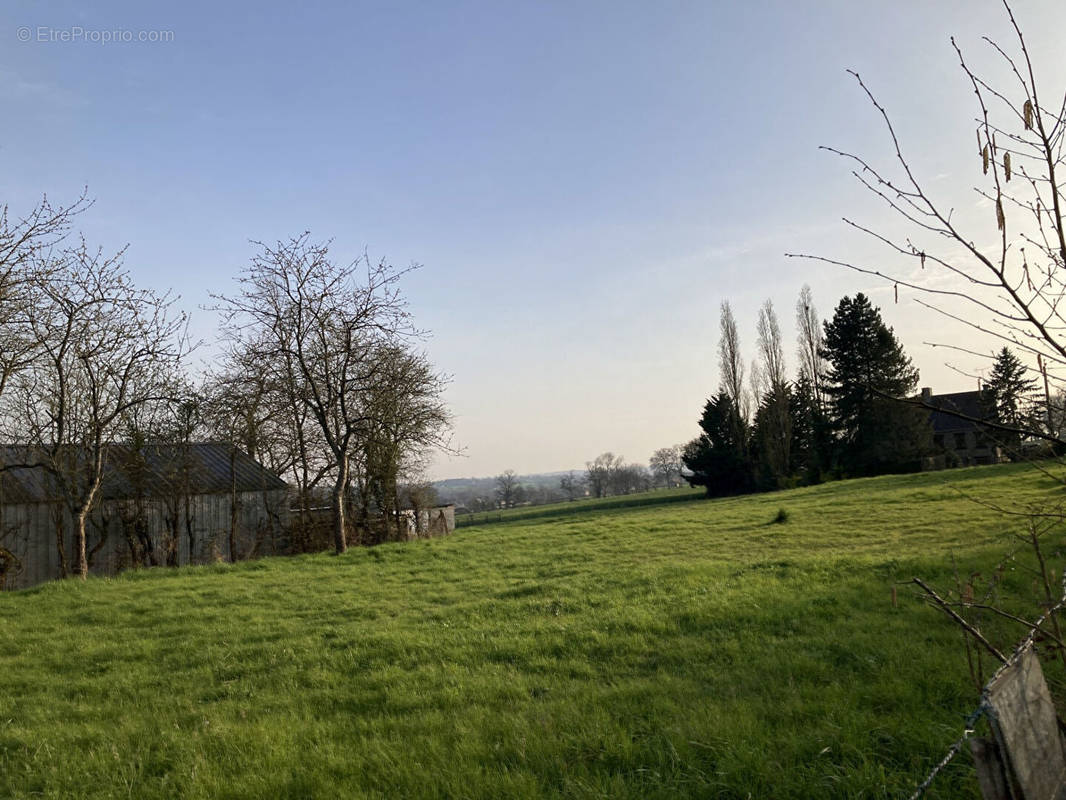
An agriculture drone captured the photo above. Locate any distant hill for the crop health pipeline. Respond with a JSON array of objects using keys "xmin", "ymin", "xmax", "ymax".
[
  {"xmin": 433, "ymin": 470, "xmax": 584, "ymax": 505},
  {"xmin": 434, "ymin": 470, "xmax": 579, "ymax": 492}
]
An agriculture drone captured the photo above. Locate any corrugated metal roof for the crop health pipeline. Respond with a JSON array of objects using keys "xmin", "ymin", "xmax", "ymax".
[{"xmin": 0, "ymin": 443, "xmax": 288, "ymax": 505}]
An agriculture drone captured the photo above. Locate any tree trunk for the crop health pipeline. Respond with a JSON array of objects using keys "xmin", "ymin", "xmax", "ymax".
[
  {"xmin": 73, "ymin": 506, "xmax": 89, "ymax": 579},
  {"xmin": 392, "ymin": 480, "xmax": 403, "ymax": 540},
  {"xmin": 184, "ymin": 489, "xmax": 194, "ymax": 563},
  {"xmin": 54, "ymin": 507, "xmax": 69, "ymax": 579},
  {"xmin": 332, "ymin": 457, "xmax": 349, "ymax": 554},
  {"xmin": 73, "ymin": 454, "xmax": 104, "ymax": 580},
  {"xmin": 229, "ymin": 446, "xmax": 239, "ymax": 563}
]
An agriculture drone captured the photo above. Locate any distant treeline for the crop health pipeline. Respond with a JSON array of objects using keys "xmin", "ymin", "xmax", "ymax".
[{"xmin": 438, "ymin": 451, "xmax": 687, "ymax": 512}]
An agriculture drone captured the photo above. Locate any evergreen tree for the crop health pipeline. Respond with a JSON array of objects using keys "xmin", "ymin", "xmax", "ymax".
[
  {"xmin": 789, "ymin": 373, "xmax": 832, "ymax": 483},
  {"xmin": 750, "ymin": 382, "xmax": 794, "ymax": 490},
  {"xmin": 682, "ymin": 391, "xmax": 753, "ymax": 496},
  {"xmin": 820, "ymin": 293, "xmax": 931, "ymax": 475},
  {"xmin": 983, "ymin": 347, "xmax": 1039, "ymax": 452}
]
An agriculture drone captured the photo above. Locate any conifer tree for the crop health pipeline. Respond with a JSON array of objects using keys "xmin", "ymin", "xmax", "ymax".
[
  {"xmin": 789, "ymin": 373, "xmax": 831, "ymax": 482},
  {"xmin": 983, "ymin": 347, "xmax": 1039, "ymax": 451},
  {"xmin": 821, "ymin": 293, "xmax": 931, "ymax": 475},
  {"xmin": 682, "ymin": 391, "xmax": 753, "ymax": 496}
]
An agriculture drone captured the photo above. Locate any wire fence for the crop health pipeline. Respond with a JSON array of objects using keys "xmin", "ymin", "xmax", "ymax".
[{"xmin": 907, "ymin": 571, "xmax": 1066, "ymax": 799}]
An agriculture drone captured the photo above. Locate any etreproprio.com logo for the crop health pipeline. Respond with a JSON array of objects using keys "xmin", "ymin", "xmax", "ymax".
[{"xmin": 17, "ymin": 26, "xmax": 175, "ymax": 44}]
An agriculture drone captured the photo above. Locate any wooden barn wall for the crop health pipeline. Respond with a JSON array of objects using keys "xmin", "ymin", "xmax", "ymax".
[{"xmin": 0, "ymin": 490, "xmax": 290, "ymax": 591}]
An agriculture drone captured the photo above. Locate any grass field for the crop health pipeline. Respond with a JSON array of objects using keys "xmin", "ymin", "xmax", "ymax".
[
  {"xmin": 454, "ymin": 487, "xmax": 704, "ymax": 527},
  {"xmin": 3, "ymin": 461, "xmax": 1066, "ymax": 798}
]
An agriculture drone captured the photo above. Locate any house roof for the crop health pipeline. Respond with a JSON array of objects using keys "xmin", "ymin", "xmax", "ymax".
[
  {"xmin": 0, "ymin": 443, "xmax": 288, "ymax": 505},
  {"xmin": 925, "ymin": 390, "xmax": 989, "ymax": 434}
]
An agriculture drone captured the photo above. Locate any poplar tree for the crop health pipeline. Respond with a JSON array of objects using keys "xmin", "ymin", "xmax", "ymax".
[{"xmin": 683, "ymin": 304, "xmax": 754, "ymax": 495}]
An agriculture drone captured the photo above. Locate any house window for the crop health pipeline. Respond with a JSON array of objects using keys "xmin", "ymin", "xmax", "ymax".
[
  {"xmin": 933, "ymin": 434, "xmax": 944, "ymax": 448},
  {"xmin": 954, "ymin": 432, "xmax": 968, "ymax": 449}
]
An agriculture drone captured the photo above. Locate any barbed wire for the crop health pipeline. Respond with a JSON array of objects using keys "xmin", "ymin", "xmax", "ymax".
[
  {"xmin": 906, "ymin": 703, "xmax": 989, "ymax": 800},
  {"xmin": 907, "ymin": 568, "xmax": 1066, "ymax": 799}
]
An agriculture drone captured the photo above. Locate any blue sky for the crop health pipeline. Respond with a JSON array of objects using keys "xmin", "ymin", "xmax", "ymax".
[{"xmin": 3, "ymin": 1, "xmax": 1065, "ymax": 478}]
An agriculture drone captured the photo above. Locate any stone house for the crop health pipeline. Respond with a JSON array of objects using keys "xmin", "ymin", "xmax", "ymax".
[{"xmin": 921, "ymin": 387, "xmax": 1006, "ymax": 468}]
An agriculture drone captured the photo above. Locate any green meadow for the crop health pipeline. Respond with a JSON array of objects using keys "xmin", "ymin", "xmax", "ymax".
[
  {"xmin": 3, "ymin": 462, "xmax": 1065, "ymax": 799},
  {"xmin": 454, "ymin": 486, "xmax": 704, "ymax": 527}
]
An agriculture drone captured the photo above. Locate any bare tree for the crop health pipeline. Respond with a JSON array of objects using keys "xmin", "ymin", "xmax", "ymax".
[
  {"xmin": 215, "ymin": 234, "xmax": 416, "ymax": 555},
  {"xmin": 753, "ymin": 300, "xmax": 792, "ymax": 485},
  {"xmin": 559, "ymin": 470, "xmax": 585, "ymax": 501},
  {"xmin": 755, "ymin": 300, "xmax": 786, "ymax": 391},
  {"xmin": 795, "ymin": 285, "xmax": 826, "ymax": 408},
  {"xmin": 357, "ymin": 344, "xmax": 452, "ymax": 539},
  {"xmin": 586, "ymin": 452, "xmax": 623, "ymax": 498},
  {"xmin": 611, "ymin": 462, "xmax": 649, "ymax": 495},
  {"xmin": 787, "ymin": 1, "xmax": 1066, "ymax": 434},
  {"xmin": 201, "ymin": 343, "xmax": 279, "ymax": 464},
  {"xmin": 200, "ymin": 337, "xmax": 327, "ymax": 556},
  {"xmin": 3, "ymin": 240, "xmax": 188, "ymax": 579},
  {"xmin": 0, "ymin": 192, "xmax": 91, "ymax": 401},
  {"xmin": 649, "ymin": 445, "xmax": 684, "ymax": 488},
  {"xmin": 151, "ymin": 398, "xmax": 202, "ymax": 567},
  {"xmin": 494, "ymin": 469, "xmax": 520, "ymax": 508},
  {"xmin": 716, "ymin": 303, "xmax": 751, "ymax": 472},
  {"xmin": 719, "ymin": 301, "xmax": 747, "ymax": 420},
  {"xmin": 0, "ymin": 192, "xmax": 91, "ymax": 274},
  {"xmin": 205, "ymin": 334, "xmax": 450, "ymax": 549}
]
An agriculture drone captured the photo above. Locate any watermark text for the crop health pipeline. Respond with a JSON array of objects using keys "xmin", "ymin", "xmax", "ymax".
[{"xmin": 17, "ymin": 26, "xmax": 175, "ymax": 44}]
